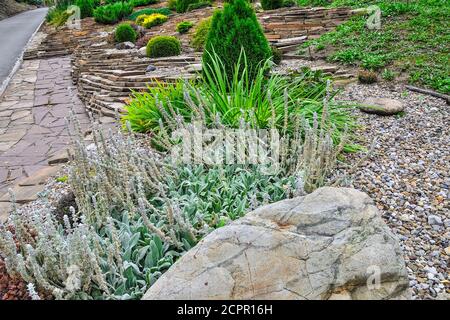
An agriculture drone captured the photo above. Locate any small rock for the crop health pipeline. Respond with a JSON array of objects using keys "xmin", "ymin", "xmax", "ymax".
[
  {"xmin": 146, "ymin": 64, "xmax": 156, "ymax": 72},
  {"xmin": 138, "ymin": 47, "xmax": 147, "ymax": 57},
  {"xmin": 360, "ymin": 97, "xmax": 404, "ymax": 116},
  {"xmin": 427, "ymin": 215, "xmax": 443, "ymax": 226},
  {"xmin": 444, "ymin": 247, "xmax": 450, "ymax": 256},
  {"xmin": 115, "ymin": 41, "xmax": 135, "ymax": 50}
]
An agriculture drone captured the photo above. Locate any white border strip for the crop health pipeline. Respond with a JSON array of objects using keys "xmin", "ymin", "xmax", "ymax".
[{"xmin": 0, "ymin": 10, "xmax": 47, "ymax": 98}]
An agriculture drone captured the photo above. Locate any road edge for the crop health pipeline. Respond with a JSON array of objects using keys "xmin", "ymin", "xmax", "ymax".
[{"xmin": 0, "ymin": 9, "xmax": 47, "ymax": 98}]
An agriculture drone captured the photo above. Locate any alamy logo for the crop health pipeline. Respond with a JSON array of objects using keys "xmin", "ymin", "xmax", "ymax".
[
  {"xmin": 66, "ymin": 5, "xmax": 81, "ymax": 30},
  {"xmin": 366, "ymin": 5, "xmax": 382, "ymax": 30},
  {"xmin": 170, "ymin": 122, "xmax": 281, "ymax": 175}
]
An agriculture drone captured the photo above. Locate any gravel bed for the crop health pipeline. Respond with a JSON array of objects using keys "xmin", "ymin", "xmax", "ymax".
[{"xmin": 334, "ymin": 82, "xmax": 449, "ymax": 300}]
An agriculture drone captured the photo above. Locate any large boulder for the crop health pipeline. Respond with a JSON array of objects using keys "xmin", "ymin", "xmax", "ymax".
[{"xmin": 143, "ymin": 187, "xmax": 411, "ymax": 300}]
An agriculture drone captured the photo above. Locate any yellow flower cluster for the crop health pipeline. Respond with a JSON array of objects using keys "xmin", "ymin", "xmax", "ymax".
[{"xmin": 136, "ymin": 13, "xmax": 168, "ymax": 29}]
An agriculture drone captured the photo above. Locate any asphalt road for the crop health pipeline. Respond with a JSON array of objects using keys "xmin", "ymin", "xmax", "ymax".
[{"xmin": 0, "ymin": 7, "xmax": 48, "ymax": 90}]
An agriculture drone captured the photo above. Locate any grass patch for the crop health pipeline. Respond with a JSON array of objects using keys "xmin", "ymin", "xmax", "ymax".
[{"xmin": 300, "ymin": 0, "xmax": 450, "ymax": 94}]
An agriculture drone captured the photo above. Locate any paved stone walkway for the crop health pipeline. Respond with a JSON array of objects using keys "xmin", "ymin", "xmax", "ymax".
[{"xmin": 0, "ymin": 56, "xmax": 90, "ymax": 210}]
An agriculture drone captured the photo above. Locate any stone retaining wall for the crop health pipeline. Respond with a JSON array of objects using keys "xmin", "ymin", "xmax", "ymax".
[{"xmin": 259, "ymin": 6, "xmax": 355, "ymax": 41}]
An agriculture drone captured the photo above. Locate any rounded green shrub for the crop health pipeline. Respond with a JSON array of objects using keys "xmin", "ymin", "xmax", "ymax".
[
  {"xmin": 261, "ymin": 0, "xmax": 283, "ymax": 10},
  {"xmin": 146, "ymin": 36, "xmax": 181, "ymax": 58},
  {"xmin": 176, "ymin": 21, "xmax": 194, "ymax": 33},
  {"xmin": 191, "ymin": 17, "xmax": 211, "ymax": 51},
  {"xmin": 76, "ymin": 0, "xmax": 96, "ymax": 18},
  {"xmin": 115, "ymin": 23, "xmax": 137, "ymax": 43},
  {"xmin": 203, "ymin": 0, "xmax": 271, "ymax": 83}
]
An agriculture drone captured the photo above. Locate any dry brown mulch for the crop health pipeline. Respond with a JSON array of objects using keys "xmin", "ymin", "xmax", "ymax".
[{"xmin": 0, "ymin": 258, "xmax": 30, "ymax": 300}]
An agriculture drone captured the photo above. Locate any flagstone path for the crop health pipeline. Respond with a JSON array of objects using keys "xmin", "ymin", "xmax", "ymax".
[{"xmin": 0, "ymin": 56, "xmax": 91, "ymax": 217}]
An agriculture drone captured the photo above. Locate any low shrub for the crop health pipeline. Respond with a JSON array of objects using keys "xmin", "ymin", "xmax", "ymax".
[
  {"xmin": 130, "ymin": 0, "xmax": 158, "ymax": 6},
  {"xmin": 115, "ymin": 23, "xmax": 137, "ymax": 43},
  {"xmin": 176, "ymin": 21, "xmax": 194, "ymax": 34},
  {"xmin": 128, "ymin": 7, "xmax": 172, "ymax": 21},
  {"xmin": 76, "ymin": 0, "xmax": 96, "ymax": 18},
  {"xmin": 191, "ymin": 17, "xmax": 211, "ymax": 51},
  {"xmin": 168, "ymin": 0, "xmax": 177, "ymax": 10},
  {"xmin": 146, "ymin": 36, "xmax": 181, "ymax": 58},
  {"xmin": 139, "ymin": 13, "xmax": 168, "ymax": 29},
  {"xmin": 381, "ymin": 68, "xmax": 395, "ymax": 81},
  {"xmin": 175, "ymin": 0, "xmax": 198, "ymax": 13},
  {"xmin": 186, "ymin": 1, "xmax": 211, "ymax": 11},
  {"xmin": 261, "ymin": 0, "xmax": 283, "ymax": 10},
  {"xmin": 271, "ymin": 45, "xmax": 282, "ymax": 65},
  {"xmin": 93, "ymin": 2, "xmax": 133, "ymax": 24},
  {"xmin": 358, "ymin": 69, "xmax": 378, "ymax": 84},
  {"xmin": 283, "ymin": 0, "xmax": 296, "ymax": 7},
  {"xmin": 135, "ymin": 14, "xmax": 149, "ymax": 25}
]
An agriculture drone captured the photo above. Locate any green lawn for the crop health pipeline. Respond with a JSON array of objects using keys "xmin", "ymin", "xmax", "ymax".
[{"xmin": 299, "ymin": 0, "xmax": 450, "ymax": 94}]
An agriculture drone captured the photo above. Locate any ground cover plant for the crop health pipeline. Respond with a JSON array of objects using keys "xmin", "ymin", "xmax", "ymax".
[
  {"xmin": 137, "ymin": 13, "xmax": 168, "ymax": 28},
  {"xmin": 299, "ymin": 0, "xmax": 450, "ymax": 93},
  {"xmin": 128, "ymin": 7, "xmax": 172, "ymax": 20},
  {"xmin": 176, "ymin": 21, "xmax": 194, "ymax": 33},
  {"xmin": 175, "ymin": 0, "xmax": 207, "ymax": 13}
]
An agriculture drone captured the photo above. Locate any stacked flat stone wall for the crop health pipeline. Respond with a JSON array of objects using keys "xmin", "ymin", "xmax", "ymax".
[{"xmin": 259, "ymin": 7, "xmax": 355, "ymax": 41}]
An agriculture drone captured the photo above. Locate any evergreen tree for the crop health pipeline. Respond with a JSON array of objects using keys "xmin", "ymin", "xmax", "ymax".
[{"xmin": 203, "ymin": 0, "xmax": 271, "ymax": 84}]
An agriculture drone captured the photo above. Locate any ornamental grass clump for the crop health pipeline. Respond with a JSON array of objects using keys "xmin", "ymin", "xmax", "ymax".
[{"xmin": 124, "ymin": 50, "xmax": 356, "ymax": 151}]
